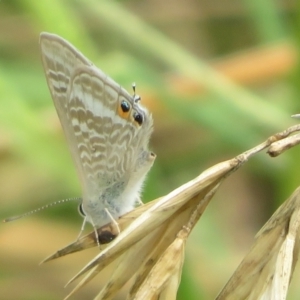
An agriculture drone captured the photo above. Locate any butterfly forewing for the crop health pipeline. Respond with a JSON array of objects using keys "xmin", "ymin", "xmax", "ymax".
[
  {"xmin": 40, "ymin": 33, "xmax": 92, "ymax": 187},
  {"xmin": 40, "ymin": 32, "xmax": 155, "ymax": 229}
]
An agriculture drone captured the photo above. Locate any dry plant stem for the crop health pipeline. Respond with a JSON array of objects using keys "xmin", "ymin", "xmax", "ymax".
[
  {"xmin": 41, "ymin": 123, "xmax": 300, "ymax": 299},
  {"xmin": 43, "ymin": 124, "xmax": 300, "ymax": 262},
  {"xmin": 268, "ymin": 133, "xmax": 300, "ymax": 157},
  {"xmin": 43, "ymin": 122, "xmax": 300, "ymax": 263},
  {"xmin": 131, "ymin": 185, "xmax": 220, "ymax": 300},
  {"xmin": 64, "ymin": 178, "xmax": 229, "ymax": 287},
  {"xmin": 239, "ymin": 124, "xmax": 300, "ymax": 161},
  {"xmin": 132, "ymin": 234, "xmax": 186, "ymax": 300}
]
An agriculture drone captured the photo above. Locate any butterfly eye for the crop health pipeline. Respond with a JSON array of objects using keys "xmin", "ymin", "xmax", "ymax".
[
  {"xmin": 134, "ymin": 112, "xmax": 143, "ymax": 125},
  {"xmin": 120, "ymin": 100, "xmax": 130, "ymax": 112},
  {"xmin": 78, "ymin": 203, "xmax": 86, "ymax": 217}
]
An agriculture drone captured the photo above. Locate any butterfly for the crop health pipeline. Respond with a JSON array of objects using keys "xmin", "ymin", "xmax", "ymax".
[{"xmin": 40, "ymin": 32, "xmax": 156, "ymax": 241}]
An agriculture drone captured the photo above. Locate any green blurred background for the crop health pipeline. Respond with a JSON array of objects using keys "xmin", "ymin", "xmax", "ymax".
[{"xmin": 1, "ymin": 0, "xmax": 300, "ymax": 299}]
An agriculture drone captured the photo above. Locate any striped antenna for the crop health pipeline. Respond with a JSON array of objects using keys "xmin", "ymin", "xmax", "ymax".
[{"xmin": 3, "ymin": 198, "xmax": 82, "ymax": 223}]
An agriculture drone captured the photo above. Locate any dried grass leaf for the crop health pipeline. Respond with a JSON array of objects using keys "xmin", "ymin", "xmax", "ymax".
[
  {"xmin": 216, "ymin": 187, "xmax": 300, "ymax": 300},
  {"xmin": 39, "ymin": 124, "xmax": 300, "ymax": 299}
]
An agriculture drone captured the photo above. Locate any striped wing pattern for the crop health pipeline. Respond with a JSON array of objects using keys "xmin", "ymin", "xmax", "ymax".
[{"xmin": 40, "ymin": 33, "xmax": 155, "ymax": 228}]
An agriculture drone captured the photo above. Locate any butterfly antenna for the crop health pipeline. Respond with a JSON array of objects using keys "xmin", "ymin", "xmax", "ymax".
[
  {"xmin": 132, "ymin": 82, "xmax": 141, "ymax": 103},
  {"xmin": 3, "ymin": 197, "xmax": 82, "ymax": 223}
]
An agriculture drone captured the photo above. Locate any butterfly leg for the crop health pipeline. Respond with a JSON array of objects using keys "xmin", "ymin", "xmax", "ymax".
[
  {"xmin": 105, "ymin": 208, "xmax": 120, "ymax": 235},
  {"xmin": 76, "ymin": 216, "xmax": 88, "ymax": 240},
  {"xmin": 93, "ymin": 225, "xmax": 101, "ymax": 247},
  {"xmin": 135, "ymin": 197, "xmax": 144, "ymax": 206}
]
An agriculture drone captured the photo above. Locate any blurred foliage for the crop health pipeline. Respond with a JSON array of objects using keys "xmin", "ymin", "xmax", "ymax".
[{"xmin": 0, "ymin": 0, "xmax": 300, "ymax": 299}]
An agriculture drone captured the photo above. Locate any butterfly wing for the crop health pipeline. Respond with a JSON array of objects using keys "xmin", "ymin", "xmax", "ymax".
[
  {"xmin": 40, "ymin": 33, "xmax": 92, "ymax": 188},
  {"xmin": 40, "ymin": 33, "xmax": 155, "ymax": 228}
]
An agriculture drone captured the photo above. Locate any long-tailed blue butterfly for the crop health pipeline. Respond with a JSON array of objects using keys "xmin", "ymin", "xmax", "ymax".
[{"xmin": 39, "ymin": 32, "xmax": 155, "ymax": 241}]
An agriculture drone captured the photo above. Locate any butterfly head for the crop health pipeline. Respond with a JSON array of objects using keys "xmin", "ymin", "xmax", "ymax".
[{"xmin": 117, "ymin": 84, "xmax": 149, "ymax": 128}]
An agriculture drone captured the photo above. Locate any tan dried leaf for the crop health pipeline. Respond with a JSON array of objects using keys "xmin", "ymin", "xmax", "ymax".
[
  {"xmin": 216, "ymin": 187, "xmax": 300, "ymax": 300},
  {"xmin": 39, "ymin": 124, "xmax": 300, "ymax": 299}
]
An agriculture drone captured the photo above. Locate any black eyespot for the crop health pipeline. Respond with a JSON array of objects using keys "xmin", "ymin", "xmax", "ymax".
[
  {"xmin": 134, "ymin": 112, "xmax": 143, "ymax": 125},
  {"xmin": 98, "ymin": 230, "xmax": 117, "ymax": 244},
  {"xmin": 120, "ymin": 100, "xmax": 130, "ymax": 112}
]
